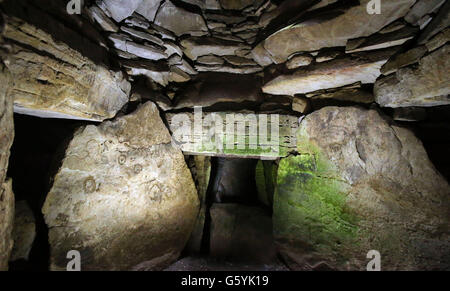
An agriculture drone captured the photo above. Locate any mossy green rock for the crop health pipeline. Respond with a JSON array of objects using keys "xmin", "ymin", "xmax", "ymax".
[{"xmin": 274, "ymin": 107, "xmax": 450, "ymax": 270}]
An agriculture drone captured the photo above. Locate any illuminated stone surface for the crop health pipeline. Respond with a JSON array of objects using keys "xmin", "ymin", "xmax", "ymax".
[
  {"xmin": 274, "ymin": 107, "xmax": 450, "ymax": 270},
  {"xmin": 375, "ymin": 44, "xmax": 450, "ymax": 107},
  {"xmin": 0, "ymin": 62, "xmax": 14, "ymax": 271},
  {"xmin": 43, "ymin": 102, "xmax": 199, "ymax": 270},
  {"xmin": 0, "ymin": 16, "xmax": 130, "ymax": 121}
]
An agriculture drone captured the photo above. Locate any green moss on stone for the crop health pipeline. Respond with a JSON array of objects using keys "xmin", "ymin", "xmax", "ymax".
[{"xmin": 274, "ymin": 151, "xmax": 359, "ymax": 257}]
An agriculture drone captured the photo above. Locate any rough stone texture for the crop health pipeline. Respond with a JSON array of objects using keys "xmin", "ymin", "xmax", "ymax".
[
  {"xmin": 417, "ymin": 0, "xmax": 450, "ymax": 45},
  {"xmin": 404, "ymin": 0, "xmax": 445, "ymax": 25},
  {"xmin": 167, "ymin": 112, "xmax": 298, "ymax": 159},
  {"xmin": 219, "ymin": 0, "xmax": 255, "ymax": 10},
  {"xmin": 210, "ymin": 204, "xmax": 277, "ymax": 264},
  {"xmin": 42, "ymin": 102, "xmax": 199, "ymax": 271},
  {"xmin": 260, "ymin": 0, "xmax": 415, "ymax": 63},
  {"xmin": 185, "ymin": 156, "xmax": 211, "ymax": 254},
  {"xmin": 286, "ymin": 53, "xmax": 314, "ymax": 69},
  {"xmin": 274, "ymin": 107, "xmax": 450, "ymax": 270},
  {"xmin": 345, "ymin": 26, "xmax": 418, "ymax": 53},
  {"xmin": 109, "ymin": 33, "xmax": 168, "ymax": 61},
  {"xmin": 306, "ymin": 83, "xmax": 375, "ymax": 105},
  {"xmin": 375, "ymin": 45, "xmax": 450, "ymax": 107},
  {"xmin": 381, "ymin": 46, "xmax": 428, "ymax": 76},
  {"xmin": 10, "ymin": 201, "xmax": 36, "ymax": 261},
  {"xmin": 263, "ymin": 49, "xmax": 396, "ymax": 96},
  {"xmin": 136, "ymin": 0, "xmax": 162, "ymax": 22},
  {"xmin": 393, "ymin": 107, "xmax": 427, "ymax": 122},
  {"xmin": 255, "ymin": 160, "xmax": 277, "ymax": 207},
  {"xmin": 88, "ymin": 6, "xmax": 119, "ymax": 32},
  {"xmin": 426, "ymin": 28, "xmax": 450, "ymax": 52},
  {"xmin": 0, "ymin": 180, "xmax": 14, "ymax": 271},
  {"xmin": 0, "ymin": 61, "xmax": 14, "ymax": 271},
  {"xmin": 292, "ymin": 96, "xmax": 311, "ymax": 113},
  {"xmin": 181, "ymin": 37, "xmax": 250, "ymax": 60},
  {"xmin": 154, "ymin": 1, "xmax": 208, "ymax": 36},
  {"xmin": 103, "ymin": 0, "xmax": 143, "ymax": 22},
  {"xmin": 1, "ymin": 16, "xmax": 130, "ymax": 121},
  {"xmin": 173, "ymin": 73, "xmax": 263, "ymax": 109}
]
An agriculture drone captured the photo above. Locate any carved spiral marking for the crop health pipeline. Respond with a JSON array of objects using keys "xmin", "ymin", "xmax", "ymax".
[
  {"xmin": 134, "ymin": 164, "xmax": 143, "ymax": 174},
  {"xmin": 118, "ymin": 154, "xmax": 127, "ymax": 165},
  {"xmin": 84, "ymin": 177, "xmax": 96, "ymax": 193}
]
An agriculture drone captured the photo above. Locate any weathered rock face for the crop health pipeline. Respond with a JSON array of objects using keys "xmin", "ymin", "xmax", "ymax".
[
  {"xmin": 0, "ymin": 61, "xmax": 14, "ymax": 271},
  {"xmin": 136, "ymin": 0, "xmax": 162, "ymax": 22},
  {"xmin": 375, "ymin": 44, "xmax": 450, "ymax": 108},
  {"xmin": 274, "ymin": 107, "xmax": 450, "ymax": 270},
  {"xmin": 181, "ymin": 37, "xmax": 251, "ymax": 61},
  {"xmin": 210, "ymin": 203, "xmax": 277, "ymax": 263},
  {"xmin": 173, "ymin": 73, "xmax": 263, "ymax": 109},
  {"xmin": 185, "ymin": 156, "xmax": 211, "ymax": 254},
  {"xmin": 263, "ymin": 48, "xmax": 396, "ymax": 96},
  {"xmin": 404, "ymin": 0, "xmax": 446, "ymax": 25},
  {"xmin": 0, "ymin": 16, "xmax": 130, "ymax": 121},
  {"xmin": 154, "ymin": 1, "xmax": 208, "ymax": 36},
  {"xmin": 255, "ymin": 160, "xmax": 277, "ymax": 206},
  {"xmin": 257, "ymin": 0, "xmax": 416, "ymax": 64},
  {"xmin": 166, "ymin": 112, "xmax": 298, "ymax": 159},
  {"xmin": 10, "ymin": 201, "xmax": 36, "ymax": 262},
  {"xmin": 103, "ymin": 0, "xmax": 144, "ymax": 22},
  {"xmin": 42, "ymin": 102, "xmax": 199, "ymax": 271},
  {"xmin": 0, "ymin": 180, "xmax": 14, "ymax": 271},
  {"xmin": 219, "ymin": 0, "xmax": 255, "ymax": 10}
]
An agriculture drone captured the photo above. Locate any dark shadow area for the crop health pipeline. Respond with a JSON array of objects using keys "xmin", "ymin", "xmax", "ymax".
[{"xmin": 7, "ymin": 114, "xmax": 88, "ymax": 271}]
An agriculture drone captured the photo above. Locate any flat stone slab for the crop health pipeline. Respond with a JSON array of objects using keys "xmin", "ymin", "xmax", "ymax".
[
  {"xmin": 166, "ymin": 111, "xmax": 299, "ymax": 159},
  {"xmin": 375, "ymin": 44, "xmax": 450, "ymax": 107},
  {"xmin": 1, "ymin": 16, "xmax": 130, "ymax": 121},
  {"xmin": 262, "ymin": 48, "xmax": 396, "ymax": 96}
]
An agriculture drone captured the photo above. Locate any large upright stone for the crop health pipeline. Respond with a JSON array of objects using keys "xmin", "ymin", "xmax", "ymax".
[
  {"xmin": 1, "ymin": 16, "xmax": 130, "ymax": 121},
  {"xmin": 0, "ymin": 61, "xmax": 14, "ymax": 271},
  {"xmin": 42, "ymin": 102, "xmax": 199, "ymax": 271},
  {"xmin": 260, "ymin": 0, "xmax": 415, "ymax": 63},
  {"xmin": 274, "ymin": 107, "xmax": 450, "ymax": 270},
  {"xmin": 154, "ymin": 1, "xmax": 208, "ymax": 36},
  {"xmin": 375, "ymin": 45, "xmax": 450, "ymax": 107}
]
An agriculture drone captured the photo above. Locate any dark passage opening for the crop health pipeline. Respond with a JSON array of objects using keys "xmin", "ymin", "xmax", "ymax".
[{"xmin": 7, "ymin": 114, "xmax": 86, "ymax": 271}]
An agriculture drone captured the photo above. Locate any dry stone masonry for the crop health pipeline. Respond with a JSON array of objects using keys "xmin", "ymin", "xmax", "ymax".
[{"xmin": 0, "ymin": 0, "xmax": 449, "ymax": 271}]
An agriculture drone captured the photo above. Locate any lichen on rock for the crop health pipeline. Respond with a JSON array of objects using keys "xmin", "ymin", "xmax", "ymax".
[{"xmin": 274, "ymin": 106, "xmax": 450, "ymax": 270}]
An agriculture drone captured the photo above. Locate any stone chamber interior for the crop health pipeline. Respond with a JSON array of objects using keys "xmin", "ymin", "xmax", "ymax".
[{"xmin": 0, "ymin": 0, "xmax": 449, "ymax": 271}]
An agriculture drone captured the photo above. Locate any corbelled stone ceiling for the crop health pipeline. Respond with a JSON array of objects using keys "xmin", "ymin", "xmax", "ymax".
[{"xmin": 0, "ymin": 0, "xmax": 449, "ymax": 272}]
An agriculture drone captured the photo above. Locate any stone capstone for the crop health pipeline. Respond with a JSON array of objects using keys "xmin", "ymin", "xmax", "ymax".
[
  {"xmin": 258, "ymin": 0, "xmax": 415, "ymax": 63},
  {"xmin": 375, "ymin": 44, "xmax": 450, "ymax": 107},
  {"xmin": 1, "ymin": 16, "xmax": 130, "ymax": 121}
]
